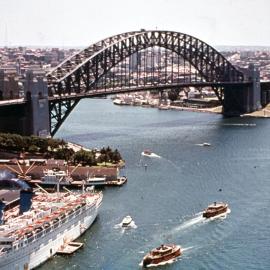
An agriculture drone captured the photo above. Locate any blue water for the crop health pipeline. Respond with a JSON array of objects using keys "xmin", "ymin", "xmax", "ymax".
[{"xmin": 40, "ymin": 99, "xmax": 270, "ymax": 269}]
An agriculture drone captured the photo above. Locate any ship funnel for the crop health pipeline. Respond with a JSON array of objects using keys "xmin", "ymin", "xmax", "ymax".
[
  {"xmin": 0, "ymin": 199, "xmax": 6, "ymax": 224},
  {"xmin": 19, "ymin": 190, "xmax": 34, "ymax": 214}
]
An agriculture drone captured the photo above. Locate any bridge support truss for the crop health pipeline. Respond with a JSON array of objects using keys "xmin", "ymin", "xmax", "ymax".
[{"xmin": 46, "ymin": 30, "xmax": 246, "ymax": 135}]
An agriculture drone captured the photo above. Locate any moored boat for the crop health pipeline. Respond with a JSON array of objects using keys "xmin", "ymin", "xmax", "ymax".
[
  {"xmin": 142, "ymin": 244, "xmax": 181, "ymax": 267},
  {"xmin": 106, "ymin": 176, "xmax": 127, "ymax": 186},
  {"xmin": 86, "ymin": 176, "xmax": 107, "ymax": 186},
  {"xmin": 202, "ymin": 202, "xmax": 228, "ymax": 218},
  {"xmin": 158, "ymin": 105, "xmax": 170, "ymax": 110},
  {"xmin": 113, "ymin": 98, "xmax": 123, "ymax": 105}
]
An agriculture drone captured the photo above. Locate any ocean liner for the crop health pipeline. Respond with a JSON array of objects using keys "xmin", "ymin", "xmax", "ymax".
[{"xmin": 0, "ymin": 178, "xmax": 102, "ymax": 270}]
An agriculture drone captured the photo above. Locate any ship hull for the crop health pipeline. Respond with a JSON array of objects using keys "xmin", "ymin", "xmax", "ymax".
[
  {"xmin": 203, "ymin": 206, "xmax": 228, "ymax": 218},
  {"xmin": 143, "ymin": 245, "xmax": 181, "ymax": 267},
  {"xmin": 0, "ymin": 196, "xmax": 102, "ymax": 270}
]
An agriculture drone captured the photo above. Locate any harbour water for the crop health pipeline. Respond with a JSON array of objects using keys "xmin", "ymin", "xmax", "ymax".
[{"xmin": 41, "ymin": 98, "xmax": 270, "ymax": 269}]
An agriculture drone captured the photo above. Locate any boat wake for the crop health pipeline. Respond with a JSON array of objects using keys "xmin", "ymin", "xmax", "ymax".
[
  {"xmin": 173, "ymin": 209, "xmax": 231, "ymax": 232},
  {"xmin": 159, "ymin": 209, "xmax": 231, "ymax": 240},
  {"xmin": 222, "ymin": 123, "xmax": 256, "ymax": 127},
  {"xmin": 181, "ymin": 246, "xmax": 194, "ymax": 253},
  {"xmin": 172, "ymin": 213, "xmax": 205, "ymax": 233},
  {"xmin": 159, "ymin": 158, "xmax": 182, "ymax": 173}
]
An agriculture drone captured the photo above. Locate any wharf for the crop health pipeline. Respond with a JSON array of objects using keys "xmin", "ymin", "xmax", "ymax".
[{"xmin": 0, "ymin": 164, "xmax": 119, "ymax": 181}]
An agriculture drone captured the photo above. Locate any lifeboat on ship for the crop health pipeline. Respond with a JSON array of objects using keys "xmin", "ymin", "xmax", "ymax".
[
  {"xmin": 202, "ymin": 202, "xmax": 228, "ymax": 218},
  {"xmin": 34, "ymin": 226, "xmax": 43, "ymax": 234},
  {"xmin": 142, "ymin": 244, "xmax": 181, "ymax": 267},
  {"xmin": 24, "ymin": 228, "xmax": 34, "ymax": 238},
  {"xmin": 43, "ymin": 222, "xmax": 51, "ymax": 229}
]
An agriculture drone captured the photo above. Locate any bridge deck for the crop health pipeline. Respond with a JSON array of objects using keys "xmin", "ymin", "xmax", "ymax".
[
  {"xmin": 0, "ymin": 98, "xmax": 26, "ymax": 107},
  {"xmin": 48, "ymin": 82, "xmax": 252, "ymax": 101}
]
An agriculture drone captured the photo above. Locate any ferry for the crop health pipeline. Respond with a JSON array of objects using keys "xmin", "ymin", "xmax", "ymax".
[
  {"xmin": 203, "ymin": 202, "xmax": 228, "ymax": 218},
  {"xmin": 142, "ymin": 244, "xmax": 181, "ymax": 267},
  {"xmin": 86, "ymin": 176, "xmax": 107, "ymax": 186},
  {"xmin": 0, "ymin": 180, "xmax": 102, "ymax": 270},
  {"xmin": 29, "ymin": 170, "xmax": 126, "ymax": 188}
]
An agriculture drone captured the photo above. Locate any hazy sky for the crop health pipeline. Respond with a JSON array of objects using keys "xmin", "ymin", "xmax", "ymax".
[{"xmin": 0, "ymin": 0, "xmax": 269, "ymax": 47}]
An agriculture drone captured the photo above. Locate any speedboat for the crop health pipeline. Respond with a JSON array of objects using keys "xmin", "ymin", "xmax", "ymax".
[
  {"xmin": 203, "ymin": 202, "xmax": 228, "ymax": 218},
  {"xmin": 202, "ymin": 142, "xmax": 211, "ymax": 146},
  {"xmin": 141, "ymin": 150, "xmax": 160, "ymax": 158},
  {"xmin": 141, "ymin": 150, "xmax": 152, "ymax": 156},
  {"xmin": 142, "ymin": 244, "xmax": 181, "ymax": 267},
  {"xmin": 121, "ymin": 215, "xmax": 133, "ymax": 227}
]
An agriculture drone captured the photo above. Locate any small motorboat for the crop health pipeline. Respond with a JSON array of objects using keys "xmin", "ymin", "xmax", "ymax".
[
  {"xmin": 203, "ymin": 202, "xmax": 228, "ymax": 218},
  {"xmin": 141, "ymin": 150, "xmax": 160, "ymax": 158},
  {"xmin": 202, "ymin": 142, "xmax": 211, "ymax": 146},
  {"xmin": 142, "ymin": 244, "xmax": 181, "ymax": 267},
  {"xmin": 121, "ymin": 215, "xmax": 133, "ymax": 227}
]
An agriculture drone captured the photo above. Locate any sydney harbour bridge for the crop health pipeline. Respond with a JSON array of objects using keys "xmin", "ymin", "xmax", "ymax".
[{"xmin": 1, "ymin": 30, "xmax": 270, "ymax": 136}]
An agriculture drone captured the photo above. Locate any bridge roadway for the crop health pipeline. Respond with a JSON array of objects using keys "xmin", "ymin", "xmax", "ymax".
[
  {"xmin": 1, "ymin": 81, "xmax": 269, "ymax": 105},
  {"xmin": 0, "ymin": 81, "xmax": 270, "ymax": 106},
  {"xmin": 0, "ymin": 98, "xmax": 26, "ymax": 107},
  {"xmin": 1, "ymin": 80, "xmax": 269, "ymax": 105},
  {"xmin": 48, "ymin": 81, "xmax": 252, "ymax": 101}
]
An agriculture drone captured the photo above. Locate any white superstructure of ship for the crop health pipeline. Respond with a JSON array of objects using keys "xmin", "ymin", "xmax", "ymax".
[{"xmin": 0, "ymin": 183, "xmax": 102, "ymax": 270}]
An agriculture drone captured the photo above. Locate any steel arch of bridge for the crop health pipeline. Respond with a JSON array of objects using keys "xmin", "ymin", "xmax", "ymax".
[{"xmin": 47, "ymin": 30, "xmax": 244, "ymax": 136}]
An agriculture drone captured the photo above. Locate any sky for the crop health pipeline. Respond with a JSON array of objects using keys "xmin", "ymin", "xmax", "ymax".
[{"xmin": 0, "ymin": 0, "xmax": 269, "ymax": 47}]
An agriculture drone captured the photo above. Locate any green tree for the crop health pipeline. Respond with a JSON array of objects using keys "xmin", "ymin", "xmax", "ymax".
[
  {"xmin": 53, "ymin": 147, "xmax": 75, "ymax": 161},
  {"xmin": 112, "ymin": 149, "xmax": 122, "ymax": 163},
  {"xmin": 168, "ymin": 89, "xmax": 179, "ymax": 102},
  {"xmin": 74, "ymin": 150, "xmax": 96, "ymax": 166},
  {"xmin": 28, "ymin": 145, "xmax": 39, "ymax": 153},
  {"xmin": 100, "ymin": 147, "xmax": 106, "ymax": 154}
]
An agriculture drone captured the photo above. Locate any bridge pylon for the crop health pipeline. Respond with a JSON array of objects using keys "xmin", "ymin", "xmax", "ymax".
[
  {"xmin": 223, "ymin": 64, "xmax": 261, "ymax": 116},
  {"xmin": 24, "ymin": 71, "xmax": 50, "ymax": 137}
]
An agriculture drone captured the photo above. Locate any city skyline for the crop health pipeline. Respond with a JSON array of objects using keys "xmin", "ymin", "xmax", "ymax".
[{"xmin": 0, "ymin": 0, "xmax": 270, "ymax": 47}]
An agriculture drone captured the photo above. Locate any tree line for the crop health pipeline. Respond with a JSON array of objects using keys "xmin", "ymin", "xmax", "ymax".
[{"xmin": 0, "ymin": 133, "xmax": 122, "ymax": 166}]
